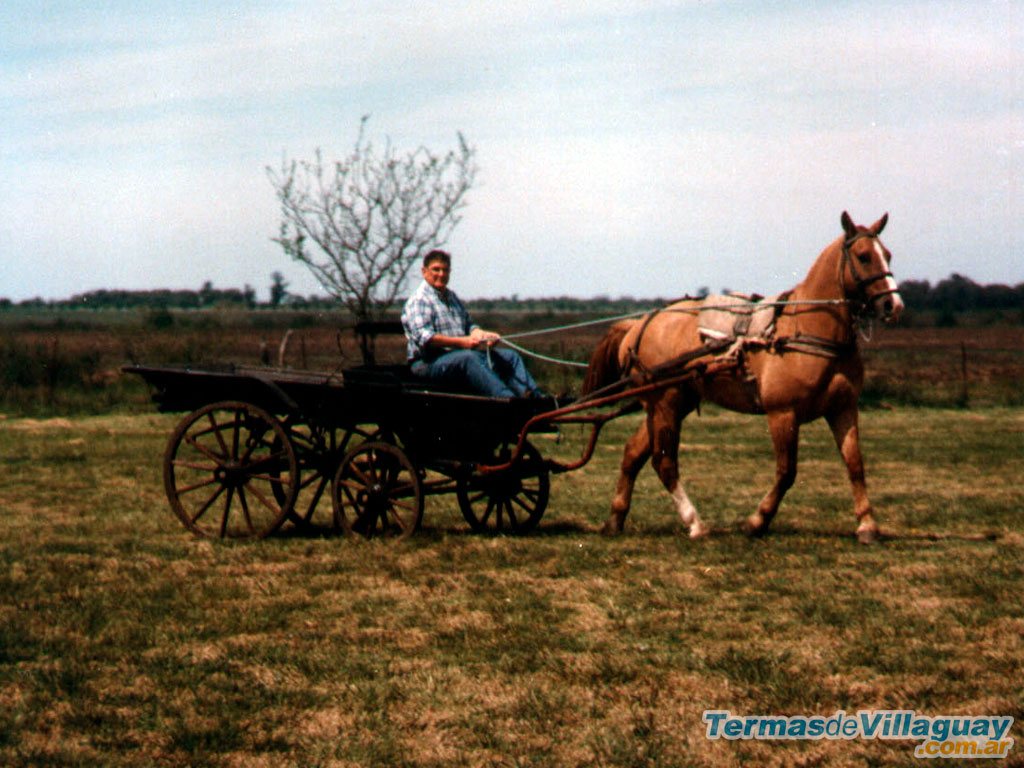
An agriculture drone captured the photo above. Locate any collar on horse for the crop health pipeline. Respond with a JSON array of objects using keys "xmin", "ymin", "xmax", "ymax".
[{"xmin": 759, "ymin": 235, "xmax": 892, "ymax": 361}]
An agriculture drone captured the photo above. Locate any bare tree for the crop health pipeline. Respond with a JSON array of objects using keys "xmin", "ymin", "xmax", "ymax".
[{"xmin": 267, "ymin": 118, "xmax": 477, "ymax": 321}]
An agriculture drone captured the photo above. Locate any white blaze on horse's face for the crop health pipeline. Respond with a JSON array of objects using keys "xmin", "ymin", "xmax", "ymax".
[
  {"xmin": 871, "ymin": 240, "xmax": 904, "ymax": 323},
  {"xmin": 841, "ymin": 212, "xmax": 904, "ymax": 324}
]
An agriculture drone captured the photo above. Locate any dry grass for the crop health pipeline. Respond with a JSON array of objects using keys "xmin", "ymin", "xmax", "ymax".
[{"xmin": 1, "ymin": 403, "xmax": 1023, "ymax": 767}]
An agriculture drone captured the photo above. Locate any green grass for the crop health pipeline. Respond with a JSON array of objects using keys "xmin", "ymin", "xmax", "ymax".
[{"xmin": 0, "ymin": 407, "xmax": 1022, "ymax": 766}]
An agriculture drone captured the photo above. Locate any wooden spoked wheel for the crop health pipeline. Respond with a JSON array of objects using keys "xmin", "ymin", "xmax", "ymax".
[
  {"xmin": 331, "ymin": 441, "xmax": 423, "ymax": 540},
  {"xmin": 163, "ymin": 401, "xmax": 298, "ymax": 539},
  {"xmin": 274, "ymin": 423, "xmax": 378, "ymax": 529},
  {"xmin": 456, "ymin": 442, "xmax": 550, "ymax": 535}
]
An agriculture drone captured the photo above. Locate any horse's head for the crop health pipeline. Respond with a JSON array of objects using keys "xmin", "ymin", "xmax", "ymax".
[{"xmin": 839, "ymin": 211, "xmax": 904, "ymax": 323}]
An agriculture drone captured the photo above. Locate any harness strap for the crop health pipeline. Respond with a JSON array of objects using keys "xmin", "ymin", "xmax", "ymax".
[
  {"xmin": 624, "ymin": 307, "xmax": 664, "ymax": 377},
  {"xmin": 769, "ymin": 333, "xmax": 855, "ymax": 359},
  {"xmin": 578, "ymin": 338, "xmax": 732, "ymax": 404},
  {"xmin": 647, "ymin": 337, "xmax": 733, "ymax": 379}
]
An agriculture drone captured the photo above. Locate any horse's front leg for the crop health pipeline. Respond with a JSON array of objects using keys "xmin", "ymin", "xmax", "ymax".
[
  {"xmin": 745, "ymin": 409, "xmax": 799, "ymax": 536},
  {"xmin": 601, "ymin": 420, "xmax": 651, "ymax": 535},
  {"xmin": 826, "ymin": 406, "xmax": 879, "ymax": 544}
]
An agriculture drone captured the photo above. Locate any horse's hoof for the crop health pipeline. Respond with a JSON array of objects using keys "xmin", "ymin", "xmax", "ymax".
[
  {"xmin": 600, "ymin": 520, "xmax": 623, "ymax": 536},
  {"xmin": 857, "ymin": 526, "xmax": 879, "ymax": 545},
  {"xmin": 743, "ymin": 514, "xmax": 768, "ymax": 537},
  {"xmin": 689, "ymin": 521, "xmax": 711, "ymax": 539}
]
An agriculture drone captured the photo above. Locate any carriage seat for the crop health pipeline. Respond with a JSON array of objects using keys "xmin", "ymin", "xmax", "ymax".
[
  {"xmin": 350, "ymin": 319, "xmax": 529, "ymax": 399},
  {"xmin": 341, "ymin": 363, "xmax": 475, "ymax": 395},
  {"xmin": 348, "ymin": 319, "xmax": 563, "ymax": 405},
  {"xmin": 348, "ymin": 320, "xmax": 473, "ymax": 394}
]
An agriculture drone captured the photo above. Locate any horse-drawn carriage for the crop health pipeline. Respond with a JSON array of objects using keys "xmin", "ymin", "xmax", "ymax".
[
  {"xmin": 128, "ymin": 212, "xmax": 903, "ymax": 543},
  {"xmin": 126, "ymin": 354, "xmax": 564, "ymax": 540}
]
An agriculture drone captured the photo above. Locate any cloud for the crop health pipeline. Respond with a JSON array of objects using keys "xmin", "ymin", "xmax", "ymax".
[{"xmin": 1, "ymin": 1, "xmax": 1021, "ymax": 301}]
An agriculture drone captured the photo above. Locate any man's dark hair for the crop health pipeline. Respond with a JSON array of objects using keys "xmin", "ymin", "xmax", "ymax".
[{"xmin": 423, "ymin": 249, "xmax": 451, "ymax": 268}]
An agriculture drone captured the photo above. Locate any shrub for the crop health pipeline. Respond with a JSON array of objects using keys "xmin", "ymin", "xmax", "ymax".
[
  {"xmin": 0, "ymin": 336, "xmax": 105, "ymax": 414},
  {"xmin": 146, "ymin": 310, "xmax": 174, "ymax": 330}
]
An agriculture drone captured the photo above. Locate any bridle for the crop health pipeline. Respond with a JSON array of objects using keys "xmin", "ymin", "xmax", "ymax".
[{"xmin": 839, "ymin": 232, "xmax": 899, "ymax": 315}]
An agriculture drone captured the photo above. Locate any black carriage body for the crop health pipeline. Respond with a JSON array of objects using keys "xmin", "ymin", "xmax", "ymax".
[{"xmin": 125, "ymin": 362, "xmax": 551, "ymax": 468}]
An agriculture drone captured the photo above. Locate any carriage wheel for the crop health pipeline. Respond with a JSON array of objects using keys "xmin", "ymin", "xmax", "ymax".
[
  {"xmin": 275, "ymin": 423, "xmax": 378, "ymax": 528},
  {"xmin": 456, "ymin": 442, "xmax": 550, "ymax": 535},
  {"xmin": 332, "ymin": 441, "xmax": 423, "ymax": 540},
  {"xmin": 163, "ymin": 401, "xmax": 298, "ymax": 539}
]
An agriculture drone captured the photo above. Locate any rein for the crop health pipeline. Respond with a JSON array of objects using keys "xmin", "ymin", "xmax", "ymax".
[
  {"xmin": 500, "ymin": 297, "xmax": 855, "ymax": 369},
  {"xmin": 496, "ymin": 233, "xmax": 899, "ymax": 371},
  {"xmin": 501, "ymin": 231, "xmax": 899, "ymax": 370}
]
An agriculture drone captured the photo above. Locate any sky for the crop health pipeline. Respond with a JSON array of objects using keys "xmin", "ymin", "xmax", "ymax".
[{"xmin": 2, "ymin": 0, "xmax": 1021, "ymax": 303}]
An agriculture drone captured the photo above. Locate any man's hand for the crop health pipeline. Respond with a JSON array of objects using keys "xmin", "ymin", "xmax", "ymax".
[{"xmin": 469, "ymin": 328, "xmax": 501, "ymax": 348}]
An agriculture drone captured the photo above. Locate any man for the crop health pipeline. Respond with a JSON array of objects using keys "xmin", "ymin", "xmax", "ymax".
[{"xmin": 401, "ymin": 250, "xmax": 543, "ymax": 398}]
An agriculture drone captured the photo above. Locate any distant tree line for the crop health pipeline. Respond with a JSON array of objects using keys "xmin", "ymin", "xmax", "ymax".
[
  {"xmin": 0, "ymin": 273, "xmax": 1022, "ymax": 321},
  {"xmin": 0, "ymin": 275, "xmax": 333, "ymax": 312},
  {"xmin": 897, "ymin": 274, "xmax": 1024, "ymax": 312},
  {"xmin": 52, "ymin": 283, "xmax": 259, "ymax": 310}
]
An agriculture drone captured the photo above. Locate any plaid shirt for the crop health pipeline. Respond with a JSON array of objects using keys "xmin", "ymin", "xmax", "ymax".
[{"xmin": 401, "ymin": 280, "xmax": 477, "ymax": 361}]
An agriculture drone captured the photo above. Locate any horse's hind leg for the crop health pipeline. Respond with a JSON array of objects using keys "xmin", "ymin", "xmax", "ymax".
[
  {"xmin": 826, "ymin": 405, "xmax": 879, "ymax": 544},
  {"xmin": 601, "ymin": 420, "xmax": 652, "ymax": 535},
  {"xmin": 745, "ymin": 409, "xmax": 799, "ymax": 536},
  {"xmin": 649, "ymin": 390, "xmax": 709, "ymax": 538}
]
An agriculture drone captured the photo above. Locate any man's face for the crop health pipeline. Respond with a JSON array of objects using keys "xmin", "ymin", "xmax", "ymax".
[{"xmin": 422, "ymin": 260, "xmax": 451, "ymax": 291}]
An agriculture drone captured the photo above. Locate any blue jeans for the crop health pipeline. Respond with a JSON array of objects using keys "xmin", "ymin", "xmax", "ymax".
[{"xmin": 410, "ymin": 348, "xmax": 540, "ymax": 398}]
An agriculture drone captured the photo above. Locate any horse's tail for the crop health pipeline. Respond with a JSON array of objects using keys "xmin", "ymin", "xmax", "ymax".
[{"xmin": 582, "ymin": 321, "xmax": 632, "ymax": 396}]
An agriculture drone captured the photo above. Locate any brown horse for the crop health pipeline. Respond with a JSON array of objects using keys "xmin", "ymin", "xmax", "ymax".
[{"xmin": 582, "ymin": 212, "xmax": 903, "ymax": 543}]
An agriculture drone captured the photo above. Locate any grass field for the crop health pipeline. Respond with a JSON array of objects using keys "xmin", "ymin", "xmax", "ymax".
[{"xmin": 1, "ymin": 405, "xmax": 1022, "ymax": 767}]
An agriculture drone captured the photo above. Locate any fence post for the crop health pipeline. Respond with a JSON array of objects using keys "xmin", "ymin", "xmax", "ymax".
[
  {"xmin": 278, "ymin": 329, "xmax": 294, "ymax": 368},
  {"xmin": 959, "ymin": 341, "xmax": 969, "ymax": 407}
]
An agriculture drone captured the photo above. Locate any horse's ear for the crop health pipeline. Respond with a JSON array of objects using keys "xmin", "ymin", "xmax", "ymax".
[
  {"xmin": 841, "ymin": 211, "xmax": 856, "ymax": 237},
  {"xmin": 871, "ymin": 212, "xmax": 889, "ymax": 235}
]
